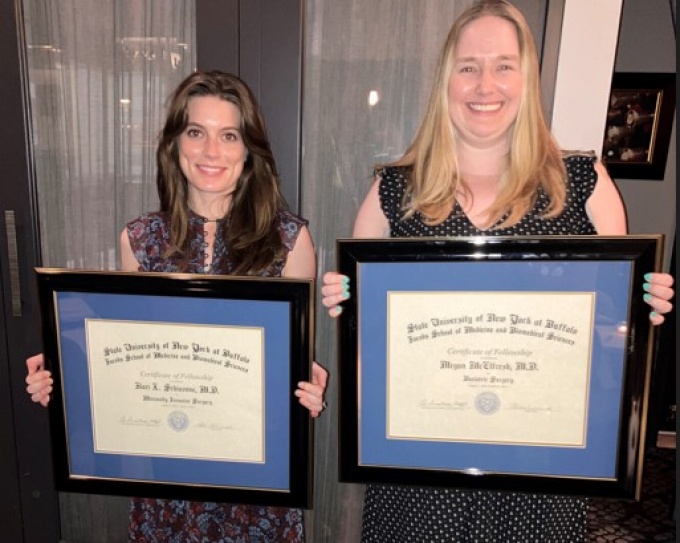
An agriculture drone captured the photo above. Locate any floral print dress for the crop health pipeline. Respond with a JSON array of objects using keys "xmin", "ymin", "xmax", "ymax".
[{"xmin": 126, "ymin": 209, "xmax": 308, "ymax": 543}]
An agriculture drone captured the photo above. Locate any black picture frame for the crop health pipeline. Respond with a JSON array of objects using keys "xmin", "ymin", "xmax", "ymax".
[
  {"xmin": 337, "ymin": 235, "xmax": 662, "ymax": 500},
  {"xmin": 601, "ymin": 72, "xmax": 676, "ymax": 180},
  {"xmin": 35, "ymin": 268, "xmax": 314, "ymax": 508}
]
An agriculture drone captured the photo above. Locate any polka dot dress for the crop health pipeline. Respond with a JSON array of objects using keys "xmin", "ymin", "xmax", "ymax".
[
  {"xmin": 379, "ymin": 154, "xmax": 598, "ymax": 239},
  {"xmin": 363, "ymin": 486, "xmax": 587, "ymax": 542},
  {"xmin": 363, "ymin": 154, "xmax": 598, "ymax": 543}
]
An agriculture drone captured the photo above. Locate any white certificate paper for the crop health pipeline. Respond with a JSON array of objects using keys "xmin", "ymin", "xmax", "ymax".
[
  {"xmin": 387, "ymin": 292, "xmax": 595, "ymax": 447},
  {"xmin": 86, "ymin": 319, "xmax": 265, "ymax": 462}
]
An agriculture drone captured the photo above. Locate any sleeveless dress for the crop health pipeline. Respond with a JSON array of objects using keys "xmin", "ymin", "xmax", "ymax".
[
  {"xmin": 363, "ymin": 154, "xmax": 598, "ymax": 543},
  {"xmin": 125, "ymin": 209, "xmax": 308, "ymax": 543}
]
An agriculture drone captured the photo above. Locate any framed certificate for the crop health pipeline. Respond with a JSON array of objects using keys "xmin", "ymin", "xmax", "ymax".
[
  {"xmin": 337, "ymin": 236, "xmax": 662, "ymax": 500},
  {"xmin": 35, "ymin": 269, "xmax": 314, "ymax": 508}
]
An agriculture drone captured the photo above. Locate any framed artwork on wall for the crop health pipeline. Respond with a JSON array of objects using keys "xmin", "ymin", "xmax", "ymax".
[{"xmin": 601, "ymin": 72, "xmax": 676, "ymax": 180}]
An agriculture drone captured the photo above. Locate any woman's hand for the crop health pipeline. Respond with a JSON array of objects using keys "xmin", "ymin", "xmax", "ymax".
[
  {"xmin": 321, "ymin": 271, "xmax": 350, "ymax": 317},
  {"xmin": 644, "ymin": 272, "xmax": 674, "ymax": 325},
  {"xmin": 295, "ymin": 362, "xmax": 328, "ymax": 418},
  {"xmin": 25, "ymin": 353, "xmax": 52, "ymax": 407}
]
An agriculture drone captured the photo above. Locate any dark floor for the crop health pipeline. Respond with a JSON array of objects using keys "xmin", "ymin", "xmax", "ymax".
[{"xmin": 587, "ymin": 447, "xmax": 676, "ymax": 542}]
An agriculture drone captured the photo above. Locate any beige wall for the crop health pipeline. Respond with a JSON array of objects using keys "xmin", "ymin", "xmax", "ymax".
[
  {"xmin": 549, "ymin": 0, "xmax": 676, "ymax": 268},
  {"xmin": 550, "ymin": 0, "xmax": 623, "ymax": 153}
]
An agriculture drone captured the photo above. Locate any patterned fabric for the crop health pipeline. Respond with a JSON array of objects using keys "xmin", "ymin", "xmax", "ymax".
[
  {"xmin": 364, "ymin": 154, "xmax": 599, "ymax": 543},
  {"xmin": 363, "ymin": 486, "xmax": 587, "ymax": 543},
  {"xmin": 379, "ymin": 153, "xmax": 598, "ymax": 238},
  {"xmin": 126, "ymin": 208, "xmax": 307, "ymax": 543},
  {"xmin": 128, "ymin": 501, "xmax": 304, "ymax": 543},
  {"xmin": 127, "ymin": 209, "xmax": 307, "ymax": 276}
]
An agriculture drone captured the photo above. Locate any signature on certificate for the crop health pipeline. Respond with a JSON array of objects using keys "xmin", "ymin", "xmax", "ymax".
[
  {"xmin": 418, "ymin": 399, "xmax": 467, "ymax": 410},
  {"xmin": 119, "ymin": 415, "xmax": 161, "ymax": 427},
  {"xmin": 195, "ymin": 422, "xmax": 234, "ymax": 431}
]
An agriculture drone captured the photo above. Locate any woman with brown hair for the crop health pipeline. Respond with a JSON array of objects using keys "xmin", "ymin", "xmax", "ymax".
[{"xmin": 28, "ymin": 70, "xmax": 327, "ymax": 542}]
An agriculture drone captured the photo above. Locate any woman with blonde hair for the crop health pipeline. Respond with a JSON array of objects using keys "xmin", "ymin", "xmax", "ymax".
[{"xmin": 322, "ymin": 1, "xmax": 674, "ymax": 540}]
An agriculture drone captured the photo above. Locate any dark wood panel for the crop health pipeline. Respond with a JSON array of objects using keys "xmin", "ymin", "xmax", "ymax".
[
  {"xmin": 239, "ymin": 0, "xmax": 304, "ymax": 212},
  {"xmin": 195, "ymin": 0, "xmax": 304, "ymax": 213},
  {"xmin": 59, "ymin": 494, "xmax": 129, "ymax": 543},
  {"xmin": 647, "ymin": 241, "xmax": 676, "ymax": 449},
  {"xmin": 0, "ymin": 0, "xmax": 61, "ymax": 541},
  {"xmin": 0, "ymin": 266, "xmax": 23, "ymax": 543},
  {"xmin": 195, "ymin": 0, "xmax": 239, "ymax": 74}
]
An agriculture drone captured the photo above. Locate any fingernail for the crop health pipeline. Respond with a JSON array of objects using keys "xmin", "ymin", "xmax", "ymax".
[
  {"xmin": 643, "ymin": 294, "xmax": 652, "ymax": 302},
  {"xmin": 644, "ymin": 273, "xmax": 653, "ymax": 282},
  {"xmin": 643, "ymin": 283, "xmax": 652, "ymax": 292},
  {"xmin": 341, "ymin": 288, "xmax": 350, "ymax": 299},
  {"xmin": 334, "ymin": 306, "xmax": 343, "ymax": 316},
  {"xmin": 650, "ymin": 311, "xmax": 659, "ymax": 319},
  {"xmin": 341, "ymin": 276, "xmax": 350, "ymax": 285}
]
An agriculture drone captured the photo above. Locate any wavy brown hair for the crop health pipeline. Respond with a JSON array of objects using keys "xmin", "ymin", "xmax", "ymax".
[
  {"xmin": 157, "ymin": 70, "xmax": 288, "ymax": 274},
  {"xmin": 392, "ymin": 0, "xmax": 566, "ymax": 228}
]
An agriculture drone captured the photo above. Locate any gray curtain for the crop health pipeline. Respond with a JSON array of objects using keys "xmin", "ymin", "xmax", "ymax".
[
  {"xmin": 21, "ymin": 2, "xmax": 195, "ymax": 540},
  {"xmin": 301, "ymin": 2, "xmax": 474, "ymax": 540},
  {"xmin": 23, "ymin": 0, "xmax": 195, "ymax": 270}
]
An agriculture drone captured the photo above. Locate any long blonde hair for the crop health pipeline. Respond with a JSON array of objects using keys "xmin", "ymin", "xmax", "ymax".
[{"xmin": 392, "ymin": 0, "xmax": 566, "ymax": 228}]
